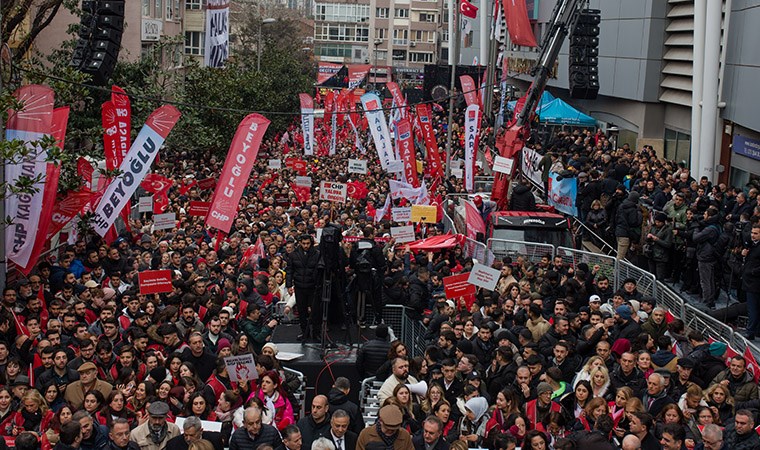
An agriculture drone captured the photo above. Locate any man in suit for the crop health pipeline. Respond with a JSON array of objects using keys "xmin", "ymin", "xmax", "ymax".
[
  {"xmin": 320, "ymin": 410, "xmax": 357, "ymax": 450},
  {"xmin": 166, "ymin": 416, "xmax": 224, "ymax": 450},
  {"xmin": 412, "ymin": 417, "xmax": 449, "ymax": 450}
]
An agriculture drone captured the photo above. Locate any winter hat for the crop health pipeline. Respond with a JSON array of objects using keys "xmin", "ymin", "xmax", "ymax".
[
  {"xmin": 262, "ymin": 342, "xmax": 279, "ymax": 355},
  {"xmin": 628, "ymin": 191, "xmax": 640, "ymax": 203},
  {"xmin": 217, "ymin": 338, "xmax": 232, "ymax": 350},
  {"xmin": 616, "ymin": 305, "xmax": 633, "ymax": 321},
  {"xmin": 610, "ymin": 338, "xmax": 631, "ymax": 358},
  {"xmin": 708, "ymin": 342, "xmax": 727, "ymax": 357},
  {"xmin": 464, "ymin": 396, "xmax": 489, "ymax": 422},
  {"xmin": 456, "ymin": 339, "xmax": 474, "ymax": 354},
  {"xmin": 537, "ymin": 382, "xmax": 553, "ymax": 395}
]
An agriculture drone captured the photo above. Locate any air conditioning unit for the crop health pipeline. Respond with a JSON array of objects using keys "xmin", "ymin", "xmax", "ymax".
[{"xmin": 410, "ymin": 41, "xmax": 416, "ymax": 47}]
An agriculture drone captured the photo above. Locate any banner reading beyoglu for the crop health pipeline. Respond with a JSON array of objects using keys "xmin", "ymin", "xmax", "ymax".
[
  {"xmin": 206, "ymin": 114, "xmax": 270, "ymax": 233},
  {"xmin": 91, "ymin": 105, "xmax": 181, "ymax": 236}
]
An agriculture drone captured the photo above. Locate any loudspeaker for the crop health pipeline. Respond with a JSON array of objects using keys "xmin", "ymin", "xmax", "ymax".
[
  {"xmin": 406, "ymin": 381, "xmax": 428, "ymax": 396},
  {"xmin": 70, "ymin": 0, "xmax": 124, "ymax": 85},
  {"xmin": 569, "ymin": 8, "xmax": 601, "ymax": 100}
]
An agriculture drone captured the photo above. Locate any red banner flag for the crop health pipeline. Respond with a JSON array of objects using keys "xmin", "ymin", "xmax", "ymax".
[
  {"xmin": 464, "ymin": 199, "xmax": 486, "ymax": 241},
  {"xmin": 348, "ymin": 64, "xmax": 371, "ymax": 89},
  {"xmin": 206, "ymin": 114, "xmax": 270, "ymax": 233},
  {"xmin": 386, "ymin": 82, "xmax": 407, "ymax": 118},
  {"xmin": 46, "ymin": 188, "xmax": 95, "ymax": 240},
  {"xmin": 503, "ymin": 0, "xmax": 538, "ymax": 47},
  {"xmin": 415, "ymin": 104, "xmax": 443, "ymax": 178},
  {"xmin": 396, "ymin": 119, "xmax": 419, "ymax": 187},
  {"xmin": 77, "ymin": 157, "xmax": 93, "ymax": 190},
  {"xmin": 460, "ymin": 75, "xmax": 479, "ymax": 107},
  {"xmin": 291, "ymin": 183, "xmax": 311, "ymax": 204},
  {"xmin": 347, "ymin": 181, "xmax": 369, "ymax": 200}
]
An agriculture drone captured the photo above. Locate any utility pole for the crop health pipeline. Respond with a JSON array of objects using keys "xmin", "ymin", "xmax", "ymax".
[{"xmin": 445, "ymin": 0, "xmax": 460, "ymax": 178}]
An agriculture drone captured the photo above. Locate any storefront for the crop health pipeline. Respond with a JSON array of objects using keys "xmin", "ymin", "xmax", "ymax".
[{"xmin": 728, "ymin": 126, "xmax": 760, "ymax": 191}]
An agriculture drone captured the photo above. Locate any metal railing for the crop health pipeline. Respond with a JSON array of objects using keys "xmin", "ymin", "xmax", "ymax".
[
  {"xmin": 556, "ymin": 246, "xmax": 617, "ymax": 288},
  {"xmin": 488, "ymin": 238, "xmax": 555, "ymax": 264},
  {"xmin": 617, "ymin": 259, "xmax": 657, "ymax": 298},
  {"xmin": 283, "ymin": 367, "xmax": 307, "ymax": 420},
  {"xmin": 382, "ymin": 304, "xmax": 428, "ymax": 357}
]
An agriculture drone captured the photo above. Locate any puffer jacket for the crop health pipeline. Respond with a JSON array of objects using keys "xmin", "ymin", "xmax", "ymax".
[
  {"xmin": 614, "ymin": 198, "xmax": 642, "ymax": 239},
  {"xmin": 509, "ymin": 184, "xmax": 537, "ymax": 211},
  {"xmin": 407, "ymin": 274, "xmax": 430, "ymax": 320},
  {"xmin": 692, "ymin": 216, "xmax": 722, "ymax": 262},
  {"xmin": 286, "ymin": 245, "xmax": 321, "ymax": 289}
]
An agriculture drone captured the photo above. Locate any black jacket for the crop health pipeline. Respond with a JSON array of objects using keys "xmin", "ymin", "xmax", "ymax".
[
  {"xmin": 229, "ymin": 424, "xmax": 282, "ymax": 450},
  {"xmin": 286, "ymin": 245, "xmax": 321, "ymax": 289},
  {"xmin": 327, "ymin": 387, "xmax": 365, "ymax": 434},
  {"xmin": 407, "ymin": 275, "xmax": 430, "ymax": 320},
  {"xmin": 296, "ymin": 415, "xmax": 332, "ymax": 450},
  {"xmin": 321, "ymin": 430, "xmax": 358, "ymax": 450},
  {"xmin": 693, "ymin": 216, "xmax": 722, "ymax": 262},
  {"xmin": 509, "ymin": 184, "xmax": 536, "ymax": 212},
  {"xmin": 486, "ymin": 361, "xmax": 517, "ymax": 400},
  {"xmin": 742, "ymin": 239, "xmax": 760, "ymax": 293},
  {"xmin": 538, "ymin": 328, "xmax": 577, "ymax": 358},
  {"xmin": 412, "ymin": 433, "xmax": 450, "ymax": 450},
  {"xmin": 357, "ymin": 338, "xmax": 391, "ymax": 378},
  {"xmin": 167, "ymin": 431, "xmax": 224, "ymax": 450},
  {"xmin": 615, "ymin": 198, "xmax": 642, "ymax": 239},
  {"xmin": 610, "ymin": 366, "xmax": 646, "ymax": 397}
]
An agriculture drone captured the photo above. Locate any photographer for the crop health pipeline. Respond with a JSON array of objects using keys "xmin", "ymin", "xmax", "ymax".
[
  {"xmin": 740, "ymin": 223, "xmax": 760, "ymax": 340},
  {"xmin": 615, "ymin": 191, "xmax": 643, "ymax": 260},
  {"xmin": 239, "ymin": 303, "xmax": 278, "ymax": 354},
  {"xmin": 349, "ymin": 226, "xmax": 386, "ymax": 327},
  {"xmin": 692, "ymin": 207, "xmax": 723, "ymax": 308},
  {"xmin": 644, "ymin": 212, "xmax": 673, "ymax": 281}
]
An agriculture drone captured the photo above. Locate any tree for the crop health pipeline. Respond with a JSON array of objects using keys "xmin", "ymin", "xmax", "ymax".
[{"xmin": 2, "ymin": 0, "xmax": 79, "ymax": 63}]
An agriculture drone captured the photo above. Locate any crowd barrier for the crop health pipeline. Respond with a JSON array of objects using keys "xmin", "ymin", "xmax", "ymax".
[
  {"xmin": 382, "ymin": 304, "xmax": 428, "ymax": 357},
  {"xmin": 488, "ymin": 238, "xmax": 555, "ymax": 265}
]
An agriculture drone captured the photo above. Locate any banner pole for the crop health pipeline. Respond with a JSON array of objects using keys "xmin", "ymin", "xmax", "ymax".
[{"xmin": 445, "ymin": 1, "xmax": 460, "ymax": 179}]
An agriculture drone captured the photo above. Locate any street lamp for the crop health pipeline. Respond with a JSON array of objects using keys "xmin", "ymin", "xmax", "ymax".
[
  {"xmin": 372, "ymin": 38, "xmax": 382, "ymax": 87},
  {"xmin": 257, "ymin": 18, "xmax": 276, "ymax": 72}
]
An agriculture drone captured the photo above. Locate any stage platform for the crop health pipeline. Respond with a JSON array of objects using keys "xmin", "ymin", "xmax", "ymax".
[{"xmin": 271, "ymin": 323, "xmax": 375, "ymax": 405}]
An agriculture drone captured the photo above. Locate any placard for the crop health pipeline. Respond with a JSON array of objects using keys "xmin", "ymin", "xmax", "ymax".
[
  {"xmin": 411, "ymin": 205, "xmax": 438, "ymax": 223},
  {"xmin": 224, "ymin": 354, "xmax": 258, "ymax": 382},
  {"xmin": 467, "ymin": 263, "xmax": 501, "ymax": 291},
  {"xmin": 175, "ymin": 418, "xmax": 222, "ymax": 433},
  {"xmin": 416, "ymin": 160, "xmax": 424, "ymax": 174},
  {"xmin": 153, "ymin": 212, "xmax": 176, "ymax": 230},
  {"xmin": 387, "ymin": 160, "xmax": 404, "ymax": 173},
  {"xmin": 197, "ymin": 177, "xmax": 216, "ymax": 190},
  {"xmin": 285, "ymin": 158, "xmax": 308, "ymax": 174},
  {"xmin": 443, "ymin": 273, "xmax": 477, "ymax": 299},
  {"xmin": 188, "ymin": 201, "xmax": 211, "ymax": 217},
  {"xmin": 451, "ymin": 160, "xmax": 463, "ymax": 169},
  {"xmin": 295, "ymin": 176, "xmax": 312, "ymax": 187},
  {"xmin": 391, "ymin": 225, "xmax": 415, "ymax": 243},
  {"xmin": 348, "ymin": 159, "xmax": 367, "ymax": 174},
  {"xmin": 319, "ymin": 181, "xmax": 348, "ymax": 202},
  {"xmin": 451, "ymin": 168, "xmax": 463, "ymax": 179},
  {"xmin": 391, "ymin": 207, "xmax": 412, "ymax": 223},
  {"xmin": 138, "ymin": 270, "xmax": 173, "ymax": 295},
  {"xmin": 138, "ymin": 196, "xmax": 153, "ymax": 213},
  {"xmin": 493, "ymin": 156, "xmax": 514, "ymax": 174},
  {"xmin": 268, "ymin": 159, "xmax": 282, "ymax": 169}
]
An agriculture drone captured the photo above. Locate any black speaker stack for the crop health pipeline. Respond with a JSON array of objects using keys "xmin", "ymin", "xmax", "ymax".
[
  {"xmin": 569, "ymin": 9, "xmax": 600, "ymax": 100},
  {"xmin": 70, "ymin": 0, "xmax": 125, "ymax": 85}
]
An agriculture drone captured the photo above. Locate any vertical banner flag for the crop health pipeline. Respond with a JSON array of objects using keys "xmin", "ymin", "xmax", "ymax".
[
  {"xmin": 497, "ymin": 56, "xmax": 509, "ymax": 129},
  {"xmin": 299, "ymin": 94, "xmax": 314, "ymax": 156},
  {"xmin": 91, "ymin": 106, "xmax": 181, "ymax": 236},
  {"xmin": 324, "ymin": 91, "xmax": 336, "ymax": 155},
  {"xmin": 415, "ymin": 104, "xmax": 443, "ymax": 178},
  {"xmin": 204, "ymin": 0, "xmax": 230, "ymax": 67},
  {"xmin": 464, "ymin": 104, "xmax": 480, "ymax": 193},
  {"xmin": 460, "ymin": 75, "xmax": 479, "ymax": 107},
  {"xmin": 103, "ymin": 86, "xmax": 133, "ymax": 231},
  {"xmin": 347, "ymin": 64, "xmax": 371, "ymax": 89},
  {"xmin": 396, "ymin": 119, "xmax": 419, "ymax": 187},
  {"xmin": 47, "ymin": 189, "xmax": 95, "ymax": 240},
  {"xmin": 548, "ymin": 173, "xmax": 578, "ymax": 216},
  {"xmin": 206, "ymin": 114, "xmax": 270, "ymax": 233},
  {"xmin": 361, "ymin": 93, "xmax": 394, "ymax": 170},
  {"xmin": 386, "ymin": 82, "xmax": 407, "ymax": 118},
  {"xmin": 5, "ymin": 85, "xmax": 55, "ymax": 269},
  {"xmin": 503, "ymin": 0, "xmax": 538, "ymax": 47},
  {"xmin": 77, "ymin": 157, "xmax": 94, "ymax": 190},
  {"xmin": 464, "ymin": 200, "xmax": 486, "ymax": 241}
]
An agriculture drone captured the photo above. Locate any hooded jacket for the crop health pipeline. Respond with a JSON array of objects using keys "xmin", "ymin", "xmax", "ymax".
[
  {"xmin": 327, "ymin": 387, "xmax": 365, "ymax": 434},
  {"xmin": 693, "ymin": 215, "xmax": 722, "ymax": 262},
  {"xmin": 509, "ymin": 184, "xmax": 537, "ymax": 212},
  {"xmin": 614, "ymin": 192, "xmax": 643, "ymax": 239}
]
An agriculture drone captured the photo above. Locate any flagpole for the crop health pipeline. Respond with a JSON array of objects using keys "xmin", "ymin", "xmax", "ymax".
[{"xmin": 445, "ymin": 0, "xmax": 460, "ymax": 179}]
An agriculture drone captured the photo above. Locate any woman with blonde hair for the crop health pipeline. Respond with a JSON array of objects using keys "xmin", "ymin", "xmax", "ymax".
[
  {"xmin": 420, "ymin": 383, "xmax": 445, "ymax": 418},
  {"xmin": 188, "ymin": 439, "xmax": 215, "ymax": 450},
  {"xmin": 704, "ymin": 383, "xmax": 734, "ymax": 425},
  {"xmin": 609, "ymin": 386, "xmax": 633, "ymax": 428},
  {"xmin": 572, "ymin": 356, "xmax": 605, "ymax": 388},
  {"xmin": 588, "ymin": 365, "xmax": 611, "ymax": 398},
  {"xmin": 11, "ymin": 390, "xmax": 54, "ymax": 436}
]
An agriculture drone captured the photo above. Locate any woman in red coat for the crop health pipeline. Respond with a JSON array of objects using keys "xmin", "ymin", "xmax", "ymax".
[{"xmin": 10, "ymin": 390, "xmax": 54, "ymax": 436}]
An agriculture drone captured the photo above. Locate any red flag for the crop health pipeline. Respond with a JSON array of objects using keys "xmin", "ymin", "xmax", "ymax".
[
  {"xmin": 291, "ymin": 183, "xmax": 311, "ymax": 204},
  {"xmin": 140, "ymin": 174, "xmax": 173, "ymax": 195},
  {"xmin": 503, "ymin": 0, "xmax": 537, "ymax": 47},
  {"xmin": 46, "ymin": 188, "xmax": 96, "ymax": 240},
  {"xmin": 347, "ymin": 181, "xmax": 369, "ymax": 200},
  {"xmin": 206, "ymin": 114, "xmax": 270, "ymax": 233},
  {"xmin": 396, "ymin": 119, "xmax": 419, "ymax": 187},
  {"xmin": 415, "ymin": 104, "xmax": 444, "ymax": 178},
  {"xmin": 77, "ymin": 157, "xmax": 94, "ymax": 190},
  {"xmin": 464, "ymin": 200, "xmax": 486, "ymax": 240},
  {"xmin": 744, "ymin": 346, "xmax": 760, "ymax": 383},
  {"xmin": 19, "ymin": 163, "xmax": 60, "ymax": 275},
  {"xmin": 460, "ymin": 0, "xmax": 478, "ymax": 19},
  {"xmin": 179, "ymin": 180, "xmax": 197, "ymax": 196},
  {"xmin": 460, "ymin": 75, "xmax": 479, "ymax": 107},
  {"xmin": 484, "ymin": 145, "xmax": 494, "ymax": 167}
]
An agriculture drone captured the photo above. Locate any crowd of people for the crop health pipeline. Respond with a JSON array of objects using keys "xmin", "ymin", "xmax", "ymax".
[{"xmin": 1, "ymin": 88, "xmax": 759, "ymax": 450}]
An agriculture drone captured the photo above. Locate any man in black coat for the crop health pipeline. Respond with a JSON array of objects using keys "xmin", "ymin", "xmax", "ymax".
[
  {"xmin": 166, "ymin": 416, "xmax": 224, "ymax": 450},
  {"xmin": 327, "ymin": 378, "xmax": 365, "ymax": 434},
  {"xmin": 319, "ymin": 410, "xmax": 358, "ymax": 450},
  {"xmin": 509, "ymin": 180, "xmax": 537, "ymax": 212},
  {"xmin": 740, "ymin": 223, "xmax": 760, "ymax": 340},
  {"xmin": 412, "ymin": 417, "xmax": 449, "ymax": 450},
  {"xmin": 286, "ymin": 234, "xmax": 321, "ymax": 340},
  {"xmin": 615, "ymin": 191, "xmax": 643, "ymax": 261},
  {"xmin": 356, "ymin": 324, "xmax": 391, "ymax": 378},
  {"xmin": 407, "ymin": 267, "xmax": 431, "ymax": 321},
  {"xmin": 297, "ymin": 395, "xmax": 332, "ymax": 450},
  {"xmin": 349, "ymin": 226, "xmax": 387, "ymax": 326}
]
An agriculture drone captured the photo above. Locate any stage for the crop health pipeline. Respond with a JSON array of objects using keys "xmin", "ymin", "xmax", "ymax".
[{"xmin": 271, "ymin": 323, "xmax": 375, "ymax": 406}]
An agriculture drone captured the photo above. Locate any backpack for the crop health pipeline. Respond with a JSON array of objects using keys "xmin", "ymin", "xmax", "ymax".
[{"xmin": 355, "ymin": 248, "xmax": 373, "ymax": 273}]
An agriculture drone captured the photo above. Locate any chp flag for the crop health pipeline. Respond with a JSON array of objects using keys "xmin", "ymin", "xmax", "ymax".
[
  {"xmin": 396, "ymin": 118, "xmax": 419, "ymax": 187},
  {"xmin": 91, "ymin": 106, "xmax": 181, "ymax": 236},
  {"xmin": 299, "ymin": 94, "xmax": 315, "ymax": 155},
  {"xmin": 361, "ymin": 93, "xmax": 394, "ymax": 170},
  {"xmin": 206, "ymin": 114, "xmax": 270, "ymax": 233},
  {"xmin": 204, "ymin": 0, "xmax": 230, "ymax": 67},
  {"xmin": 464, "ymin": 104, "xmax": 481, "ymax": 193}
]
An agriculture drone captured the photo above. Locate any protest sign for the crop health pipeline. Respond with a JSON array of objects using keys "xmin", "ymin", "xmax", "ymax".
[
  {"xmin": 319, "ymin": 181, "xmax": 347, "ymax": 202},
  {"xmin": 391, "ymin": 225, "xmax": 415, "ymax": 243},
  {"xmin": 198, "ymin": 177, "xmax": 216, "ymax": 190},
  {"xmin": 153, "ymin": 212, "xmax": 176, "ymax": 230},
  {"xmin": 387, "ymin": 160, "xmax": 404, "ymax": 173},
  {"xmin": 348, "ymin": 159, "xmax": 367, "ymax": 174},
  {"xmin": 467, "ymin": 263, "xmax": 500, "ymax": 291},
  {"xmin": 138, "ymin": 196, "xmax": 153, "ymax": 212},
  {"xmin": 443, "ymin": 273, "xmax": 477, "ymax": 299},
  {"xmin": 451, "ymin": 168, "xmax": 463, "ymax": 179},
  {"xmin": 268, "ymin": 159, "xmax": 282, "ymax": 169},
  {"xmin": 411, "ymin": 205, "xmax": 437, "ymax": 223},
  {"xmin": 492, "ymin": 156, "xmax": 515, "ymax": 174},
  {"xmin": 224, "ymin": 354, "xmax": 258, "ymax": 382},
  {"xmin": 138, "ymin": 270, "xmax": 173, "ymax": 295},
  {"xmin": 391, "ymin": 207, "xmax": 412, "ymax": 222},
  {"xmin": 188, "ymin": 201, "xmax": 211, "ymax": 217},
  {"xmin": 295, "ymin": 176, "xmax": 312, "ymax": 187}
]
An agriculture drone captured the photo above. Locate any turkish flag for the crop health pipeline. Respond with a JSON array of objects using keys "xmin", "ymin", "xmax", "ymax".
[
  {"xmin": 140, "ymin": 174, "xmax": 173, "ymax": 194},
  {"xmin": 347, "ymin": 181, "xmax": 369, "ymax": 200},
  {"xmin": 460, "ymin": 0, "xmax": 478, "ymax": 19},
  {"xmin": 503, "ymin": 0, "xmax": 538, "ymax": 47},
  {"xmin": 744, "ymin": 346, "xmax": 760, "ymax": 383},
  {"xmin": 464, "ymin": 200, "xmax": 486, "ymax": 240}
]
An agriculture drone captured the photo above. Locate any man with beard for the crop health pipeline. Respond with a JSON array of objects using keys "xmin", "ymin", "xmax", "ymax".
[
  {"xmin": 181, "ymin": 332, "xmax": 217, "ymax": 381},
  {"xmin": 285, "ymin": 235, "xmax": 320, "ymax": 341},
  {"xmin": 130, "ymin": 402, "xmax": 180, "ymax": 450},
  {"xmin": 176, "ymin": 303, "xmax": 204, "ymax": 338},
  {"xmin": 377, "ymin": 357, "xmax": 417, "ymax": 405}
]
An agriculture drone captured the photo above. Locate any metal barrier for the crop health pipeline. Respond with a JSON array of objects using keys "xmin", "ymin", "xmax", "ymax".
[
  {"xmin": 283, "ymin": 367, "xmax": 307, "ymax": 420},
  {"xmin": 556, "ymin": 246, "xmax": 617, "ymax": 288},
  {"xmin": 487, "ymin": 238, "xmax": 555, "ymax": 265},
  {"xmin": 382, "ymin": 304, "xmax": 405, "ymax": 344},
  {"xmin": 464, "ymin": 237, "xmax": 494, "ymax": 266},
  {"xmin": 382, "ymin": 304, "xmax": 428, "ymax": 357},
  {"xmin": 617, "ymin": 259, "xmax": 657, "ymax": 298},
  {"xmin": 653, "ymin": 282, "xmax": 685, "ymax": 319},
  {"xmin": 682, "ymin": 303, "xmax": 735, "ymax": 344},
  {"xmin": 442, "ymin": 209, "xmax": 456, "ymax": 234}
]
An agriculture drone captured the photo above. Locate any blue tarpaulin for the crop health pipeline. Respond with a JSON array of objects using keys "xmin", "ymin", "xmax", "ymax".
[{"xmin": 507, "ymin": 92, "xmax": 596, "ymax": 126}]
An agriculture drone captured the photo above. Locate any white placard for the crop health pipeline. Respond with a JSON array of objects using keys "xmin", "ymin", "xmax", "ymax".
[
  {"xmin": 467, "ymin": 263, "xmax": 501, "ymax": 291},
  {"xmin": 152, "ymin": 213, "xmax": 176, "ymax": 231},
  {"xmin": 348, "ymin": 159, "xmax": 368, "ymax": 174},
  {"xmin": 316, "ymin": 228, "xmax": 323, "ymax": 243},
  {"xmin": 451, "ymin": 160, "xmax": 463, "ymax": 169},
  {"xmin": 268, "ymin": 159, "xmax": 282, "ymax": 169},
  {"xmin": 391, "ymin": 225, "xmax": 415, "ymax": 243},
  {"xmin": 224, "ymin": 354, "xmax": 258, "ymax": 382},
  {"xmin": 276, "ymin": 352, "xmax": 304, "ymax": 361},
  {"xmin": 493, "ymin": 156, "xmax": 514, "ymax": 174},
  {"xmin": 175, "ymin": 417, "xmax": 222, "ymax": 433},
  {"xmin": 387, "ymin": 160, "xmax": 404, "ymax": 173},
  {"xmin": 138, "ymin": 196, "xmax": 153, "ymax": 213},
  {"xmin": 295, "ymin": 176, "xmax": 312, "ymax": 187},
  {"xmin": 318, "ymin": 181, "xmax": 348, "ymax": 202},
  {"xmin": 391, "ymin": 207, "xmax": 412, "ymax": 222},
  {"xmin": 451, "ymin": 168, "xmax": 463, "ymax": 179}
]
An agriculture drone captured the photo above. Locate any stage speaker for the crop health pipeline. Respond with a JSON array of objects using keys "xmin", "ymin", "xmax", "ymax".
[
  {"xmin": 569, "ymin": 8, "xmax": 601, "ymax": 100},
  {"xmin": 70, "ymin": 0, "xmax": 125, "ymax": 86}
]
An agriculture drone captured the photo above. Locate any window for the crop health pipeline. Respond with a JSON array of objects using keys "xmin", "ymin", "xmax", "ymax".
[
  {"xmin": 315, "ymin": 3, "xmax": 370, "ymax": 22},
  {"xmin": 315, "ymin": 43, "xmax": 353, "ymax": 58},
  {"xmin": 419, "ymin": 13, "xmax": 436, "ymax": 22},
  {"xmin": 185, "ymin": 0, "xmax": 201, "ymax": 10},
  {"xmin": 414, "ymin": 30, "xmax": 435, "ymax": 43},
  {"xmin": 393, "ymin": 29, "xmax": 408, "ymax": 46},
  {"xmin": 442, "ymin": 30, "xmax": 449, "ymax": 42},
  {"xmin": 376, "ymin": 7, "xmax": 389, "ymax": 19},
  {"xmin": 373, "ymin": 50, "xmax": 387, "ymax": 61},
  {"xmin": 185, "ymin": 31, "xmax": 204, "ymax": 55},
  {"xmin": 409, "ymin": 52, "xmax": 433, "ymax": 63},
  {"xmin": 167, "ymin": 0, "xmax": 180, "ymax": 21},
  {"xmin": 376, "ymin": 28, "xmax": 388, "ymax": 40},
  {"xmin": 664, "ymin": 129, "xmax": 690, "ymax": 166},
  {"xmin": 315, "ymin": 24, "xmax": 369, "ymax": 42},
  {"xmin": 155, "ymin": 0, "xmax": 163, "ymax": 19},
  {"xmin": 392, "ymin": 49, "xmax": 407, "ymax": 61},
  {"xmin": 142, "ymin": 0, "xmax": 150, "ymax": 17},
  {"xmin": 394, "ymin": 8, "xmax": 409, "ymax": 18}
]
